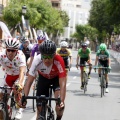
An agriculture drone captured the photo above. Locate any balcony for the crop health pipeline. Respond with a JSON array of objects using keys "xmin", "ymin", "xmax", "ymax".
[{"xmin": 50, "ymin": 0, "xmax": 61, "ymax": 2}]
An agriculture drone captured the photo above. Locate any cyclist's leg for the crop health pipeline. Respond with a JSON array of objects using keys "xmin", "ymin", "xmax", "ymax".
[
  {"xmin": 0, "ymin": 78, "xmax": 5, "ymax": 119},
  {"xmin": 36, "ymin": 75, "xmax": 49, "ymax": 119},
  {"xmin": 87, "ymin": 58, "xmax": 92, "ymax": 78},
  {"xmin": 104, "ymin": 60, "xmax": 109, "ymax": 93},
  {"xmin": 64, "ymin": 59, "xmax": 69, "ymax": 82},
  {"xmin": 52, "ymin": 76, "xmax": 64, "ymax": 120},
  {"xmin": 80, "ymin": 58, "xmax": 86, "ymax": 88}
]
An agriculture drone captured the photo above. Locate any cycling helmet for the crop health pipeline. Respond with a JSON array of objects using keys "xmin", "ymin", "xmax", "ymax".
[
  {"xmin": 81, "ymin": 43, "xmax": 87, "ymax": 48},
  {"xmin": 20, "ymin": 36, "xmax": 29, "ymax": 43},
  {"xmin": 37, "ymin": 34, "xmax": 46, "ymax": 41},
  {"xmin": 60, "ymin": 41, "xmax": 68, "ymax": 47},
  {"xmin": 5, "ymin": 38, "xmax": 19, "ymax": 49},
  {"xmin": 99, "ymin": 43, "xmax": 107, "ymax": 51},
  {"xmin": 39, "ymin": 40, "xmax": 56, "ymax": 54}
]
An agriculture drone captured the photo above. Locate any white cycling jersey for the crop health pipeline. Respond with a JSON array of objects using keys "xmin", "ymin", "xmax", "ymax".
[{"xmin": 0, "ymin": 49, "xmax": 26, "ymax": 75}]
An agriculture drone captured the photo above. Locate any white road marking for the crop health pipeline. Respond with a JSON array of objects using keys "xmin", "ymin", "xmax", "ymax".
[{"xmin": 73, "ymin": 76, "xmax": 77, "ymax": 79}]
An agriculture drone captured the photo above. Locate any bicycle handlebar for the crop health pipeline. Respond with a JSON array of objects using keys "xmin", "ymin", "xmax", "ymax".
[
  {"xmin": 0, "ymin": 86, "xmax": 13, "ymax": 90},
  {"xmin": 93, "ymin": 66, "xmax": 111, "ymax": 69},
  {"xmin": 77, "ymin": 64, "xmax": 92, "ymax": 67},
  {"xmin": 23, "ymin": 95, "xmax": 61, "ymax": 102}
]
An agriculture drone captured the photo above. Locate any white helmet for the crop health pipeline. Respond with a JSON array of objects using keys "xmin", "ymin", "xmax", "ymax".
[
  {"xmin": 60, "ymin": 41, "xmax": 68, "ymax": 47},
  {"xmin": 5, "ymin": 38, "xmax": 20, "ymax": 49}
]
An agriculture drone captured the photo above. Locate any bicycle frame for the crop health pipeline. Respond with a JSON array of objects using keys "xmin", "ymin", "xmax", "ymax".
[
  {"xmin": 24, "ymin": 86, "xmax": 60, "ymax": 120},
  {"xmin": 79, "ymin": 63, "xmax": 90, "ymax": 93},
  {"xmin": 94, "ymin": 66, "xmax": 108, "ymax": 97},
  {"xmin": 0, "ymin": 86, "xmax": 13, "ymax": 120},
  {"xmin": 83, "ymin": 67, "xmax": 88, "ymax": 93},
  {"xmin": 100, "ymin": 67, "xmax": 106, "ymax": 97}
]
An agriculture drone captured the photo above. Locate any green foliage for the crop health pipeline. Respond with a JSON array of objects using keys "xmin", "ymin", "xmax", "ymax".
[
  {"xmin": 71, "ymin": 24, "xmax": 98, "ymax": 43},
  {"xmin": 2, "ymin": 0, "xmax": 69, "ymax": 35}
]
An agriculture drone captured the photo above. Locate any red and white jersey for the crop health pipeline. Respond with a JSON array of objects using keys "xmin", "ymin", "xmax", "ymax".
[
  {"xmin": 29, "ymin": 54, "xmax": 66, "ymax": 79},
  {"xmin": 0, "ymin": 49, "xmax": 26, "ymax": 75}
]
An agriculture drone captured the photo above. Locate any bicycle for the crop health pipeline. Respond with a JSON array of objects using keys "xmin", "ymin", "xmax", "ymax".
[
  {"xmin": 23, "ymin": 85, "xmax": 61, "ymax": 120},
  {"xmin": 77, "ymin": 63, "xmax": 91, "ymax": 93},
  {"xmin": 0, "ymin": 86, "xmax": 16, "ymax": 120},
  {"xmin": 94, "ymin": 66, "xmax": 110, "ymax": 97}
]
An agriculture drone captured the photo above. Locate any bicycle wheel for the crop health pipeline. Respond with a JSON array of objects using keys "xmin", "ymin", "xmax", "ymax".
[
  {"xmin": 0, "ymin": 109, "xmax": 7, "ymax": 120},
  {"xmin": 4, "ymin": 102, "xmax": 10, "ymax": 120},
  {"xmin": 100, "ymin": 75, "xmax": 105, "ymax": 97},
  {"xmin": 38, "ymin": 105, "xmax": 47, "ymax": 120},
  {"xmin": 83, "ymin": 72, "xmax": 88, "ymax": 94},
  {"xmin": 33, "ymin": 80, "xmax": 37, "ymax": 112},
  {"xmin": 10, "ymin": 92, "xmax": 17, "ymax": 120}
]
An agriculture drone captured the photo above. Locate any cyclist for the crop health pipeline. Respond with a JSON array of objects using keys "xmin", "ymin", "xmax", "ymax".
[
  {"xmin": 76, "ymin": 42, "xmax": 92, "ymax": 89},
  {"xmin": 19, "ymin": 36, "xmax": 33, "ymax": 62},
  {"xmin": 28, "ymin": 34, "xmax": 46, "ymax": 70},
  {"xmin": 94, "ymin": 43, "xmax": 111, "ymax": 93},
  {"xmin": 0, "ymin": 38, "xmax": 26, "ymax": 119},
  {"xmin": 56, "ymin": 41, "xmax": 72, "ymax": 80},
  {"xmin": 21, "ymin": 40, "xmax": 66, "ymax": 120}
]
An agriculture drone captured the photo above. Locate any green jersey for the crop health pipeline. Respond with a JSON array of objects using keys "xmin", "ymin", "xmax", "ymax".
[
  {"xmin": 78, "ymin": 48, "xmax": 91, "ymax": 58},
  {"xmin": 96, "ymin": 50, "xmax": 110, "ymax": 61}
]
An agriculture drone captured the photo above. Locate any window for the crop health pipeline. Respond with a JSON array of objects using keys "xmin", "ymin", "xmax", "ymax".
[
  {"xmin": 52, "ymin": 3, "xmax": 59, "ymax": 7},
  {"xmin": 76, "ymin": 5, "xmax": 81, "ymax": 8},
  {"xmin": 84, "ymin": 0, "xmax": 89, "ymax": 2}
]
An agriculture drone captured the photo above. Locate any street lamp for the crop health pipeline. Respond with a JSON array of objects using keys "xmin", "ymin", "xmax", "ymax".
[
  {"xmin": 21, "ymin": 5, "xmax": 27, "ymax": 37},
  {"xmin": 22, "ymin": 5, "xmax": 27, "ymax": 14}
]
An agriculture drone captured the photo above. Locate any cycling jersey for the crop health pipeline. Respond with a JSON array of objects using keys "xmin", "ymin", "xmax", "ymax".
[
  {"xmin": 19, "ymin": 44, "xmax": 33, "ymax": 61},
  {"xmin": 78, "ymin": 48, "xmax": 91, "ymax": 58},
  {"xmin": 0, "ymin": 49, "xmax": 26, "ymax": 75},
  {"xmin": 96, "ymin": 50, "xmax": 110, "ymax": 61},
  {"xmin": 31, "ymin": 44, "xmax": 40, "ymax": 57},
  {"xmin": 56, "ymin": 48, "xmax": 72, "ymax": 59},
  {"xmin": 56, "ymin": 48, "xmax": 72, "ymax": 67},
  {"xmin": 29, "ymin": 54, "xmax": 66, "ymax": 79}
]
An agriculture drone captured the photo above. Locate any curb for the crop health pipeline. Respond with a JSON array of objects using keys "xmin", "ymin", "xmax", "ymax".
[{"xmin": 109, "ymin": 50, "xmax": 120, "ymax": 64}]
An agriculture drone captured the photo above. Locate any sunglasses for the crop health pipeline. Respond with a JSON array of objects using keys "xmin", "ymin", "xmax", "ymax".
[
  {"xmin": 42, "ymin": 54, "xmax": 54, "ymax": 59},
  {"xmin": 7, "ymin": 49, "xmax": 17, "ymax": 52},
  {"xmin": 82, "ymin": 47, "xmax": 87, "ymax": 49}
]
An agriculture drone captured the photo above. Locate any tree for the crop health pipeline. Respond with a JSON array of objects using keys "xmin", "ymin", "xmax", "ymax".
[
  {"xmin": 2, "ymin": 0, "xmax": 69, "ymax": 36},
  {"xmin": 88, "ymin": 0, "xmax": 113, "ymax": 42},
  {"xmin": 71, "ymin": 24, "xmax": 98, "ymax": 43}
]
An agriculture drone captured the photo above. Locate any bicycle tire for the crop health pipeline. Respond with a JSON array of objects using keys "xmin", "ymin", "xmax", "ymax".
[
  {"xmin": 32, "ymin": 86, "xmax": 36, "ymax": 112},
  {"xmin": 38, "ymin": 105, "xmax": 47, "ymax": 120},
  {"xmin": 83, "ymin": 72, "xmax": 87, "ymax": 94},
  {"xmin": 4, "ymin": 102, "xmax": 10, "ymax": 120},
  {"xmin": 10, "ymin": 92, "xmax": 17, "ymax": 120},
  {"xmin": 100, "ymin": 75, "xmax": 105, "ymax": 97},
  {"xmin": 0, "ymin": 109, "xmax": 7, "ymax": 120},
  {"xmin": 33, "ymin": 79, "xmax": 38, "ymax": 112}
]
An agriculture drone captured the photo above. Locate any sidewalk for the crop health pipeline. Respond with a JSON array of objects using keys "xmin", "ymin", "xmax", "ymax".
[{"xmin": 109, "ymin": 49, "xmax": 120, "ymax": 64}]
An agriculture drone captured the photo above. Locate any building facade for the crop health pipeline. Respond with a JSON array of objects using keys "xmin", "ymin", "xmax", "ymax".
[{"xmin": 61, "ymin": 0, "xmax": 92, "ymax": 40}]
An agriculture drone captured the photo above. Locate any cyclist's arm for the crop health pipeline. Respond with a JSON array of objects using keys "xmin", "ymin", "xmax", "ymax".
[
  {"xmin": 88, "ymin": 54, "xmax": 91, "ymax": 63},
  {"xmin": 28, "ymin": 56, "xmax": 34, "ymax": 69},
  {"xmin": 76, "ymin": 54, "xmax": 80, "ymax": 65},
  {"xmin": 59, "ymin": 77, "xmax": 66, "ymax": 102},
  {"xmin": 18, "ymin": 66, "xmax": 26, "ymax": 86},
  {"xmin": 95, "ymin": 56, "xmax": 99, "ymax": 66},
  {"xmin": 18, "ymin": 52, "xmax": 26, "ymax": 86},
  {"xmin": 24, "ymin": 74, "xmax": 35, "ymax": 96},
  {"xmin": 69, "ymin": 56, "xmax": 72, "ymax": 65}
]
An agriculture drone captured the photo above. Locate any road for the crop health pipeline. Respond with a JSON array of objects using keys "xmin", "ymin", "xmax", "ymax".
[{"xmin": 0, "ymin": 50, "xmax": 120, "ymax": 120}]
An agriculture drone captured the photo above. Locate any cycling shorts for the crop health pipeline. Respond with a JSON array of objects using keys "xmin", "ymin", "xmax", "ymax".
[
  {"xmin": 0, "ymin": 74, "xmax": 19, "ymax": 93},
  {"xmin": 36, "ymin": 74, "xmax": 60, "ymax": 98},
  {"xmin": 80, "ymin": 57, "xmax": 89, "ymax": 70},
  {"xmin": 98, "ymin": 59, "xmax": 109, "ymax": 73}
]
